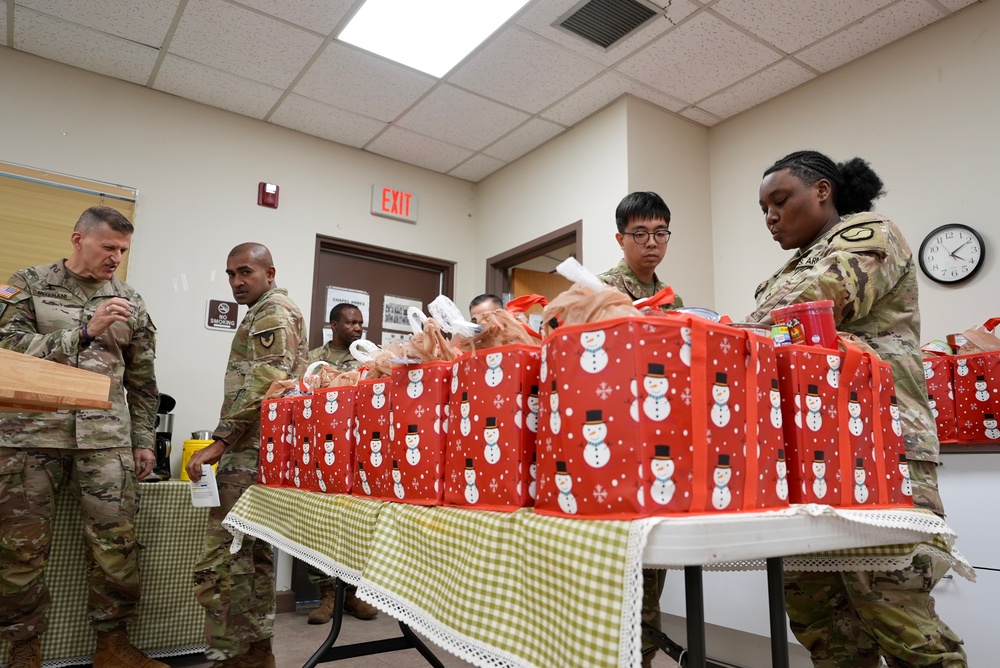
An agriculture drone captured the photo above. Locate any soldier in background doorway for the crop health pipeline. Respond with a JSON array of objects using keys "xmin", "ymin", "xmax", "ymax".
[{"xmin": 469, "ymin": 293, "xmax": 503, "ymax": 324}]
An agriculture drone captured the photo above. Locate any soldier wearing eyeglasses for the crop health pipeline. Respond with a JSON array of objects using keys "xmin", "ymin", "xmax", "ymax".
[{"xmin": 599, "ymin": 191, "xmax": 684, "ymax": 309}]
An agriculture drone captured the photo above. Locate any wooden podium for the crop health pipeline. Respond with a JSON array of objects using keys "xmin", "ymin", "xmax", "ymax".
[{"xmin": 0, "ymin": 347, "xmax": 112, "ymax": 412}]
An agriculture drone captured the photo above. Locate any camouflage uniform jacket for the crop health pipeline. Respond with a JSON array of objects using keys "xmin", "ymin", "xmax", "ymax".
[
  {"xmin": 599, "ymin": 259, "xmax": 685, "ymax": 308},
  {"xmin": 0, "ymin": 261, "xmax": 158, "ymax": 450},
  {"xmin": 306, "ymin": 342, "xmax": 361, "ymax": 372},
  {"xmin": 213, "ymin": 287, "xmax": 307, "ymax": 453},
  {"xmin": 746, "ymin": 212, "xmax": 939, "ymax": 463}
]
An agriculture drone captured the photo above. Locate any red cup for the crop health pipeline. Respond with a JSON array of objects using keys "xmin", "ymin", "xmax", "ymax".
[{"xmin": 770, "ymin": 300, "xmax": 837, "ymax": 348}]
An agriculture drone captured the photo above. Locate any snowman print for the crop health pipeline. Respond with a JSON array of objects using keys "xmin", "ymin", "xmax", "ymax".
[
  {"xmin": 483, "ymin": 417, "xmax": 501, "ymax": 464},
  {"xmin": 528, "ymin": 454, "xmax": 537, "ymax": 500},
  {"xmin": 451, "ymin": 362, "xmax": 460, "ymax": 394},
  {"xmin": 826, "ymin": 354, "xmax": 841, "ymax": 388},
  {"xmin": 317, "ymin": 469, "xmax": 327, "ymax": 493},
  {"xmin": 581, "ymin": 410, "xmax": 610, "ymax": 468},
  {"xmin": 975, "ymin": 375, "xmax": 990, "ymax": 402},
  {"xmin": 775, "ymin": 449, "xmax": 788, "ymax": 501},
  {"xmin": 928, "ymin": 394, "xmax": 939, "ymax": 419},
  {"xmin": 711, "ymin": 454, "xmax": 732, "ymax": 510},
  {"xmin": 549, "ymin": 381, "xmax": 561, "ymax": 435},
  {"xmin": 853, "ymin": 458, "xmax": 869, "ymax": 504},
  {"xmin": 680, "ymin": 327, "xmax": 692, "ymax": 367},
  {"xmin": 369, "ymin": 431, "xmax": 383, "ymax": 468},
  {"xmin": 302, "ymin": 399, "xmax": 313, "ymax": 420},
  {"xmin": 265, "ymin": 437, "xmax": 275, "ymax": 463},
  {"xmin": 371, "ymin": 382, "xmax": 387, "ymax": 409},
  {"xmin": 923, "ymin": 360, "xmax": 934, "ymax": 380},
  {"xmin": 267, "ymin": 402, "xmax": 278, "ymax": 422},
  {"xmin": 292, "ymin": 464, "xmax": 301, "ymax": 489},
  {"xmin": 540, "ymin": 346, "xmax": 549, "ymax": 383},
  {"xmin": 579, "ymin": 330, "xmax": 609, "ymax": 374},
  {"xmin": 554, "ymin": 461, "xmax": 578, "ymax": 515},
  {"xmin": 898, "ymin": 454, "xmax": 912, "ymax": 497},
  {"xmin": 811, "ymin": 451, "xmax": 827, "ymax": 499},
  {"xmin": 358, "ymin": 463, "xmax": 372, "ymax": 496},
  {"xmin": 323, "ymin": 434, "xmax": 335, "ymax": 467},
  {"xmin": 459, "ymin": 393, "xmax": 472, "ymax": 437},
  {"xmin": 392, "ymin": 461, "xmax": 405, "ymax": 499},
  {"xmin": 484, "ymin": 352, "xmax": 504, "ymax": 387},
  {"xmin": 805, "ymin": 385, "xmax": 823, "ymax": 432},
  {"xmin": 769, "ymin": 379, "xmax": 782, "ymax": 429},
  {"xmin": 710, "ymin": 372, "xmax": 731, "ymax": 428},
  {"xmin": 404, "ymin": 425, "xmax": 421, "ymax": 466},
  {"xmin": 984, "ymin": 414, "xmax": 1000, "ymax": 440},
  {"xmin": 889, "ymin": 396, "xmax": 902, "ymax": 436},
  {"xmin": 406, "ymin": 368, "xmax": 424, "ymax": 399},
  {"xmin": 847, "ymin": 391, "xmax": 863, "ymax": 436},
  {"xmin": 649, "ymin": 445, "xmax": 676, "ymax": 506},
  {"xmin": 955, "ymin": 359, "xmax": 969, "ymax": 377},
  {"xmin": 642, "ymin": 364, "xmax": 671, "ymax": 422},
  {"xmin": 526, "ymin": 387, "xmax": 540, "ymax": 433},
  {"xmin": 324, "ymin": 392, "xmax": 338, "ymax": 415},
  {"xmin": 300, "ymin": 436, "xmax": 311, "ymax": 466},
  {"xmin": 463, "ymin": 459, "xmax": 480, "ymax": 504}
]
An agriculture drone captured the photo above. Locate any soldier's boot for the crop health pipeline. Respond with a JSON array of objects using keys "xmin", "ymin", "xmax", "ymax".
[
  {"xmin": 245, "ymin": 638, "xmax": 276, "ymax": 668},
  {"xmin": 308, "ymin": 583, "xmax": 338, "ymax": 625},
  {"xmin": 5, "ymin": 637, "xmax": 41, "ymax": 668},
  {"xmin": 92, "ymin": 627, "xmax": 168, "ymax": 668},
  {"xmin": 344, "ymin": 588, "xmax": 378, "ymax": 620}
]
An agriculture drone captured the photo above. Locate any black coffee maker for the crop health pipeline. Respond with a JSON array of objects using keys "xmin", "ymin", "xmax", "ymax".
[{"xmin": 153, "ymin": 393, "xmax": 175, "ymax": 480}]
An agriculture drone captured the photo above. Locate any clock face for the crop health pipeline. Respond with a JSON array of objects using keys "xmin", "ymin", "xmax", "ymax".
[{"xmin": 918, "ymin": 224, "xmax": 985, "ymax": 284}]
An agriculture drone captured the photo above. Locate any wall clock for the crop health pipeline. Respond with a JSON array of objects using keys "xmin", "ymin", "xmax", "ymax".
[{"xmin": 918, "ymin": 223, "xmax": 985, "ymax": 284}]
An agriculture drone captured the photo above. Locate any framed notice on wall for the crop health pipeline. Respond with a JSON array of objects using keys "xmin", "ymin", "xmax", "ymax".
[
  {"xmin": 382, "ymin": 295, "xmax": 422, "ymax": 332},
  {"xmin": 324, "ymin": 286, "xmax": 370, "ymax": 325}
]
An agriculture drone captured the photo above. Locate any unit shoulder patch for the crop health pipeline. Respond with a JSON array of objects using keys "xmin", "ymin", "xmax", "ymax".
[{"xmin": 839, "ymin": 227, "xmax": 876, "ymax": 242}]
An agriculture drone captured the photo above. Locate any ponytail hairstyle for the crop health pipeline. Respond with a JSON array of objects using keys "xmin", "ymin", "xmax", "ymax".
[{"xmin": 764, "ymin": 150, "xmax": 886, "ymax": 215}]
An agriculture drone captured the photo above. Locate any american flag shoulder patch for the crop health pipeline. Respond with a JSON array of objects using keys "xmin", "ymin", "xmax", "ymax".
[{"xmin": 0, "ymin": 284, "xmax": 22, "ymax": 299}]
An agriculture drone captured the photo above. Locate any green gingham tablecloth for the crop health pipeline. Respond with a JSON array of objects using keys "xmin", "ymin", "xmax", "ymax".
[
  {"xmin": 225, "ymin": 486, "xmax": 653, "ymax": 668},
  {"xmin": 0, "ymin": 481, "xmax": 209, "ymax": 667}
]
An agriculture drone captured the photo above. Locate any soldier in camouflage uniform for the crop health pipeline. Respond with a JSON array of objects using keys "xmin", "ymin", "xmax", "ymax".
[
  {"xmin": 186, "ymin": 243, "xmax": 307, "ymax": 668},
  {"xmin": 0, "ymin": 207, "xmax": 165, "ymax": 668},
  {"xmin": 599, "ymin": 191, "xmax": 682, "ymax": 668},
  {"xmin": 746, "ymin": 151, "xmax": 966, "ymax": 667},
  {"xmin": 302, "ymin": 303, "xmax": 377, "ymax": 624}
]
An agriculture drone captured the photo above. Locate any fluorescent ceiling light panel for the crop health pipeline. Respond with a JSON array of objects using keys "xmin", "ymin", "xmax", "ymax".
[{"xmin": 338, "ymin": 0, "xmax": 531, "ymax": 78}]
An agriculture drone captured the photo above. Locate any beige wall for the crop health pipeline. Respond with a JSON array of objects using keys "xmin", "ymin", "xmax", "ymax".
[
  {"xmin": 0, "ymin": 46, "xmax": 477, "ymax": 458},
  {"xmin": 708, "ymin": 0, "xmax": 998, "ymax": 341}
]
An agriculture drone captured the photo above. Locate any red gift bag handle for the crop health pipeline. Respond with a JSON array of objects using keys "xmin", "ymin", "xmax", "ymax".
[
  {"xmin": 689, "ymin": 317, "xmax": 710, "ymax": 512},
  {"xmin": 742, "ymin": 332, "xmax": 764, "ymax": 508},
  {"xmin": 504, "ymin": 294, "xmax": 547, "ymax": 340},
  {"xmin": 868, "ymin": 359, "xmax": 889, "ymax": 504},
  {"xmin": 836, "ymin": 337, "xmax": 865, "ymax": 507},
  {"xmin": 983, "ymin": 317, "xmax": 1000, "ymax": 332},
  {"xmin": 634, "ymin": 286, "xmax": 675, "ymax": 309}
]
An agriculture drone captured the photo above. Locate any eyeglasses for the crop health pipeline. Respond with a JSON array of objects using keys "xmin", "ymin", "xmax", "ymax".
[{"xmin": 624, "ymin": 229, "xmax": 671, "ymax": 245}]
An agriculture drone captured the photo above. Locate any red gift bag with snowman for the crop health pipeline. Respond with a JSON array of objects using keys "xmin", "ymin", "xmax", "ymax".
[
  {"xmin": 443, "ymin": 344, "xmax": 541, "ymax": 510},
  {"xmin": 953, "ymin": 354, "xmax": 1000, "ymax": 444},
  {"xmin": 309, "ymin": 386, "xmax": 357, "ymax": 494},
  {"xmin": 922, "ymin": 355, "xmax": 957, "ymax": 444},
  {"xmin": 353, "ymin": 376, "xmax": 395, "ymax": 500},
  {"xmin": 259, "ymin": 395, "xmax": 297, "ymax": 487},
  {"xmin": 745, "ymin": 332, "xmax": 790, "ymax": 509},
  {"xmin": 389, "ymin": 360, "xmax": 452, "ymax": 505},
  {"xmin": 871, "ymin": 358, "xmax": 914, "ymax": 508}
]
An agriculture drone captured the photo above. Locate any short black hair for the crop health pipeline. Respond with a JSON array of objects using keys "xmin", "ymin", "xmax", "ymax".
[
  {"xmin": 615, "ymin": 192, "xmax": 671, "ymax": 233},
  {"xmin": 764, "ymin": 150, "xmax": 886, "ymax": 215},
  {"xmin": 75, "ymin": 206, "xmax": 134, "ymax": 234},
  {"xmin": 329, "ymin": 303, "xmax": 361, "ymax": 323},
  {"xmin": 469, "ymin": 294, "xmax": 503, "ymax": 311}
]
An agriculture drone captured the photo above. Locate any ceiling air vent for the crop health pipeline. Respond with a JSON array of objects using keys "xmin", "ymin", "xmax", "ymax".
[{"xmin": 556, "ymin": 0, "xmax": 660, "ymax": 50}]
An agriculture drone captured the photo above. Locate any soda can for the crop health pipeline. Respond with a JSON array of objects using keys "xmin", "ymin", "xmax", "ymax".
[{"xmin": 771, "ymin": 324, "xmax": 791, "ymax": 346}]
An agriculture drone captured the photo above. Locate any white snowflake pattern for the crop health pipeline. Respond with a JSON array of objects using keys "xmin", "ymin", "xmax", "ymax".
[
  {"xmin": 494, "ymin": 394, "xmax": 505, "ymax": 409},
  {"xmin": 593, "ymin": 484, "xmax": 608, "ymax": 503},
  {"xmin": 596, "ymin": 382, "xmax": 613, "ymax": 400},
  {"xmin": 490, "ymin": 478, "xmax": 499, "ymax": 493},
  {"xmin": 826, "ymin": 404, "xmax": 837, "ymax": 419},
  {"xmin": 545, "ymin": 437, "xmax": 553, "ymax": 453},
  {"xmin": 756, "ymin": 388, "xmax": 765, "ymax": 403},
  {"xmin": 719, "ymin": 338, "xmax": 732, "ymax": 354},
  {"xmin": 450, "ymin": 469, "xmax": 460, "ymax": 484},
  {"xmin": 414, "ymin": 405, "xmax": 426, "ymax": 418},
  {"xmin": 377, "ymin": 415, "xmax": 387, "ymax": 426},
  {"xmin": 680, "ymin": 387, "xmax": 692, "ymax": 406},
  {"xmin": 965, "ymin": 420, "xmax": 975, "ymax": 429}
]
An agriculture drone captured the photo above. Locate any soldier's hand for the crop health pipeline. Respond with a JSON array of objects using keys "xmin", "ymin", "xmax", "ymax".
[
  {"xmin": 134, "ymin": 447, "xmax": 156, "ymax": 480},
  {"xmin": 186, "ymin": 440, "xmax": 226, "ymax": 482},
  {"xmin": 87, "ymin": 297, "xmax": 133, "ymax": 338}
]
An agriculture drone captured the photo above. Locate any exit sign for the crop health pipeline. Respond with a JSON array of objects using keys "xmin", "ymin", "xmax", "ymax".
[{"xmin": 371, "ymin": 184, "xmax": 418, "ymax": 223}]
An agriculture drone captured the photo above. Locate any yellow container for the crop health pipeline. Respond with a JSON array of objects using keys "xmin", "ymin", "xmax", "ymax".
[{"xmin": 180, "ymin": 439, "xmax": 216, "ymax": 481}]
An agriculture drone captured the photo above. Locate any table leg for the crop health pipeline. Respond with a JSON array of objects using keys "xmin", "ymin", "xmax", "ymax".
[
  {"xmin": 766, "ymin": 557, "xmax": 789, "ymax": 668},
  {"xmin": 303, "ymin": 580, "xmax": 347, "ymax": 668},
  {"xmin": 684, "ymin": 566, "xmax": 706, "ymax": 668}
]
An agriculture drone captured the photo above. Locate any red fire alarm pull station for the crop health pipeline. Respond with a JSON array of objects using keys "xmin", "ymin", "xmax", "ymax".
[{"xmin": 258, "ymin": 182, "xmax": 279, "ymax": 208}]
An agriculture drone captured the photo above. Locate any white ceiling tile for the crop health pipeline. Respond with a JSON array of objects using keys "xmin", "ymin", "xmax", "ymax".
[
  {"xmin": 542, "ymin": 70, "xmax": 685, "ymax": 126},
  {"xmin": 17, "ymin": 0, "xmax": 178, "ymax": 46},
  {"xmin": 169, "ymin": 0, "xmax": 323, "ymax": 88},
  {"xmin": 270, "ymin": 94, "xmax": 386, "ymax": 148},
  {"xmin": 448, "ymin": 26, "xmax": 604, "ymax": 114},
  {"xmin": 294, "ymin": 41, "xmax": 436, "ymax": 122},
  {"xmin": 516, "ymin": 0, "xmax": 699, "ymax": 67},
  {"xmin": 796, "ymin": 0, "xmax": 945, "ymax": 73},
  {"xmin": 618, "ymin": 12, "xmax": 781, "ymax": 103},
  {"xmin": 367, "ymin": 127, "xmax": 474, "ymax": 174},
  {"xmin": 484, "ymin": 118, "xmax": 565, "ymax": 162},
  {"xmin": 680, "ymin": 107, "xmax": 721, "ymax": 127},
  {"xmin": 449, "ymin": 154, "xmax": 507, "ymax": 183},
  {"xmin": 396, "ymin": 85, "xmax": 530, "ymax": 151},
  {"xmin": 13, "ymin": 7, "xmax": 157, "ymax": 85},
  {"xmin": 712, "ymin": 0, "xmax": 895, "ymax": 54},
  {"xmin": 699, "ymin": 60, "xmax": 814, "ymax": 119},
  {"xmin": 153, "ymin": 55, "xmax": 282, "ymax": 119},
  {"xmin": 231, "ymin": 0, "xmax": 353, "ymax": 35},
  {"xmin": 936, "ymin": 0, "xmax": 977, "ymax": 11}
]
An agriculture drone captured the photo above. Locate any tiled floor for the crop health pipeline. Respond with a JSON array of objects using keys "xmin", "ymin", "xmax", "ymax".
[{"xmin": 158, "ymin": 606, "xmax": 679, "ymax": 668}]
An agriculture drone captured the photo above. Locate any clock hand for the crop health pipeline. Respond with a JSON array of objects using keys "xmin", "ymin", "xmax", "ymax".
[{"xmin": 948, "ymin": 240, "xmax": 971, "ymax": 258}]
